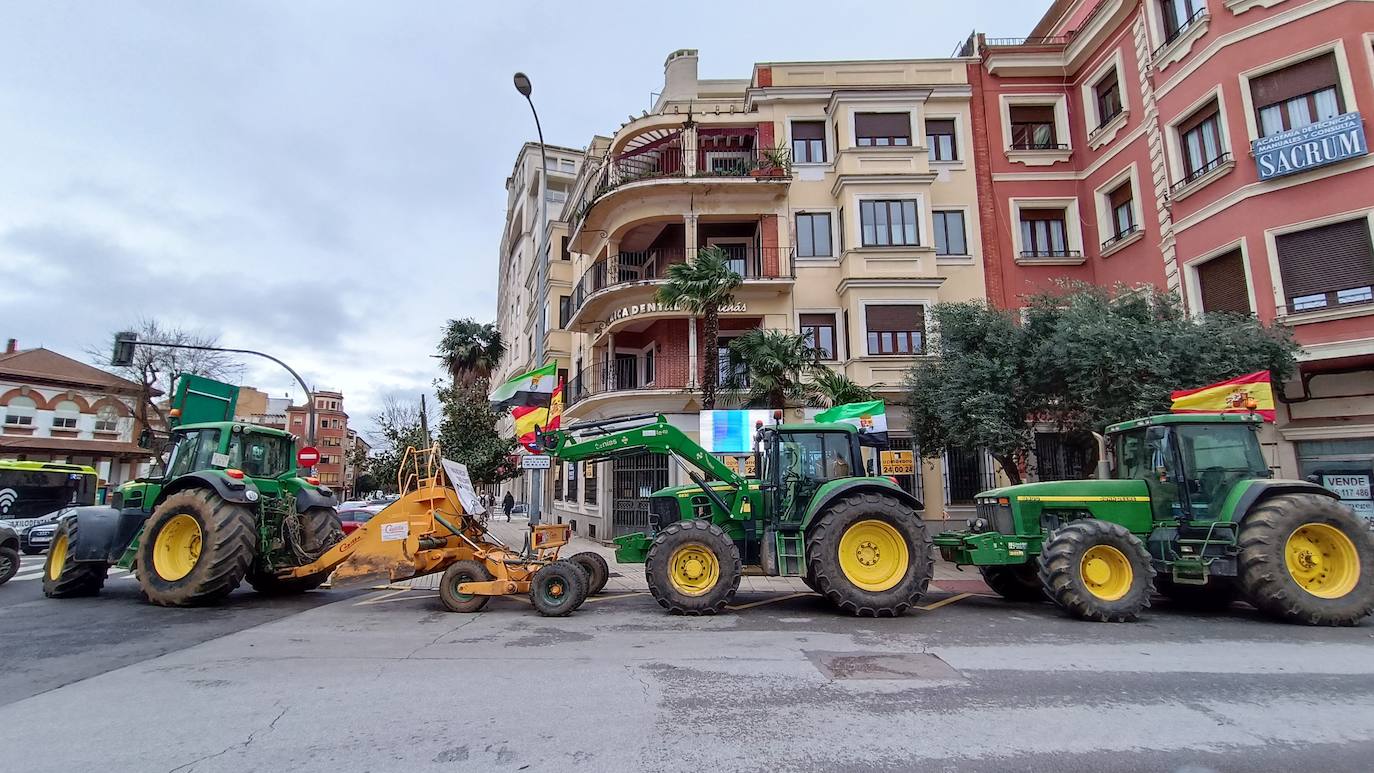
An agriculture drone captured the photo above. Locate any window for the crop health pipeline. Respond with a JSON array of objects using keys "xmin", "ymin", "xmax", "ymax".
[
  {"xmin": 228, "ymin": 432, "xmax": 293, "ymax": 477},
  {"xmin": 545, "ymin": 188, "xmax": 568, "ymax": 204},
  {"xmin": 791, "ymin": 121, "xmax": 826, "ymax": 163},
  {"xmin": 796, "ymin": 212, "xmax": 833, "ymax": 258},
  {"xmin": 926, "ymin": 119, "xmax": 957, "ymax": 161},
  {"xmin": 932, "ymin": 211, "xmax": 968, "ymax": 256},
  {"xmin": 94, "ymin": 406, "xmax": 119, "ymax": 433},
  {"xmin": 51, "ymin": 400, "xmax": 80, "ymax": 430},
  {"xmin": 1162, "ymin": 0, "xmax": 1205, "ymax": 44},
  {"xmin": 554, "ymin": 463, "xmax": 563, "ymax": 500},
  {"xmin": 566, "ymin": 461, "xmax": 578, "ymax": 501},
  {"xmin": 4, "ymin": 396, "xmax": 36, "ymax": 426},
  {"xmin": 560, "ymin": 159, "xmax": 576, "ymax": 173},
  {"xmin": 854, "ymin": 113, "xmax": 911, "ymax": 147},
  {"xmin": 1107, "ymin": 182, "xmax": 1136, "ymax": 240},
  {"xmin": 560, "ymin": 235, "xmax": 570, "ymax": 261},
  {"xmin": 860, "ymin": 200, "xmax": 919, "ymax": 246},
  {"xmin": 1019, "ymin": 208, "xmax": 1071, "ymax": 258},
  {"xmin": 778, "ymin": 431, "xmax": 858, "ymax": 485},
  {"xmin": 583, "ymin": 461, "xmax": 596, "ymax": 505},
  {"xmin": 1094, "ymin": 70, "xmax": 1123, "ymax": 128},
  {"xmin": 800, "ymin": 313, "xmax": 838, "ymax": 360},
  {"xmin": 558, "ymin": 296, "xmax": 571, "ymax": 329},
  {"xmin": 1009, "ymin": 105, "xmax": 1059, "ymax": 149},
  {"xmin": 1276, "ymin": 218, "xmax": 1374, "ymax": 313},
  {"xmin": 865, "ymin": 305, "xmax": 925, "ymax": 355},
  {"xmin": 1178, "ymin": 100, "xmax": 1225, "ymax": 182},
  {"xmin": 1195, "ymin": 249, "xmax": 1250, "ymax": 315},
  {"xmin": 1251, "ymin": 53, "xmax": 1343, "ymax": 138}
]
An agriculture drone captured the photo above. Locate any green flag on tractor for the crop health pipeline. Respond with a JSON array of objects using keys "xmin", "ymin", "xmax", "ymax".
[{"xmin": 815, "ymin": 400, "xmax": 889, "ymax": 447}]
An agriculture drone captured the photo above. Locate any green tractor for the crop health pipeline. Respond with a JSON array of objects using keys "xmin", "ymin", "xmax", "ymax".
[
  {"xmin": 536, "ymin": 413, "xmax": 932, "ymax": 617},
  {"xmin": 934, "ymin": 413, "xmax": 1374, "ymax": 625},
  {"xmin": 44, "ymin": 375, "xmax": 342, "ymax": 606}
]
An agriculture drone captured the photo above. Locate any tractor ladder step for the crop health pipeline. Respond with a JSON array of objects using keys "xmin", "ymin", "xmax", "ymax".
[{"xmin": 774, "ymin": 531, "xmax": 806, "ymax": 577}]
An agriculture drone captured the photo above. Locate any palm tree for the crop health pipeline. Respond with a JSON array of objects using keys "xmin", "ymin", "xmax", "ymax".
[
  {"xmin": 723, "ymin": 329, "xmax": 820, "ymax": 411},
  {"xmin": 437, "ymin": 319, "xmax": 505, "ymax": 384},
  {"xmin": 811, "ymin": 367, "xmax": 876, "ymax": 407},
  {"xmin": 655, "ymin": 246, "xmax": 743, "ymax": 410}
]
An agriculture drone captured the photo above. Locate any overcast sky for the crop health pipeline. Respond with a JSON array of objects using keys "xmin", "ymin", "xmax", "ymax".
[{"xmin": 0, "ymin": 0, "xmax": 1048, "ymax": 440}]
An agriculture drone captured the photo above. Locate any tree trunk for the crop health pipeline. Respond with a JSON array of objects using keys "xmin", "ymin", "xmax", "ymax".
[
  {"xmin": 993, "ymin": 453, "xmax": 1023, "ymax": 486},
  {"xmin": 702, "ymin": 308, "xmax": 719, "ymax": 410}
]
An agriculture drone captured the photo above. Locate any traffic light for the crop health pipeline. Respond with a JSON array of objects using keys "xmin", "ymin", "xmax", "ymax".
[{"xmin": 111, "ymin": 331, "xmax": 137, "ymax": 367}]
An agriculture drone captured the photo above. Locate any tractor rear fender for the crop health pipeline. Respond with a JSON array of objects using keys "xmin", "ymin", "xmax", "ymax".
[
  {"xmin": 799, "ymin": 478, "xmax": 923, "ymax": 530},
  {"xmin": 294, "ymin": 486, "xmax": 338, "ymax": 513},
  {"xmin": 1225, "ymin": 479, "xmax": 1340, "ymax": 522},
  {"xmin": 154, "ymin": 471, "xmax": 260, "ymax": 509},
  {"xmin": 64, "ymin": 505, "xmax": 150, "ymax": 563}
]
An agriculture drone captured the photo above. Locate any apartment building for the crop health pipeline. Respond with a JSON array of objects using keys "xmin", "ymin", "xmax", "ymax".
[
  {"xmin": 965, "ymin": 0, "xmax": 1374, "ymax": 505},
  {"xmin": 344, "ymin": 428, "xmax": 372, "ymax": 498},
  {"xmin": 538, "ymin": 49, "xmax": 991, "ymax": 539},
  {"xmin": 285, "ymin": 390, "xmax": 349, "ymax": 488}
]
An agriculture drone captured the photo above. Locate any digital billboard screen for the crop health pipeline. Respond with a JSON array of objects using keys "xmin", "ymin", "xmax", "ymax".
[{"xmin": 699, "ymin": 410, "xmax": 773, "ymax": 454}]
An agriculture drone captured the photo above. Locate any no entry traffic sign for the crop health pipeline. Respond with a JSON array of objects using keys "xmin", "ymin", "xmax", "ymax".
[{"xmin": 297, "ymin": 446, "xmax": 321, "ymax": 467}]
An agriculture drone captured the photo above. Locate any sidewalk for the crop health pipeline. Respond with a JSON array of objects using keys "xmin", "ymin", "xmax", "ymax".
[{"xmin": 397, "ymin": 516, "xmax": 989, "ymax": 595}]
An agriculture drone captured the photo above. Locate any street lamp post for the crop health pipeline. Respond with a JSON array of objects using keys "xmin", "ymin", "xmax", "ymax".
[{"xmin": 514, "ymin": 71, "xmax": 551, "ymax": 526}]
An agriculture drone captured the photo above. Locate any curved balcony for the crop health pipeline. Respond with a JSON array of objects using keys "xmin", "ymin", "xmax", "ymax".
[
  {"xmin": 569, "ymin": 127, "xmax": 791, "ymax": 249},
  {"xmin": 566, "ymin": 353, "xmax": 693, "ymax": 409},
  {"xmin": 566, "ymin": 247, "xmax": 794, "ymax": 333}
]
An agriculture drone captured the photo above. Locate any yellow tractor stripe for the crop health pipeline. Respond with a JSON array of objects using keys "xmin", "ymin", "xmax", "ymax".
[{"xmin": 1016, "ymin": 495, "xmax": 1151, "ymax": 502}]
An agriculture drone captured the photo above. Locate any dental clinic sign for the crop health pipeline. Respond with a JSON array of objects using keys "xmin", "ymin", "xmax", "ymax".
[{"xmin": 1252, "ymin": 112, "xmax": 1367, "ymax": 181}]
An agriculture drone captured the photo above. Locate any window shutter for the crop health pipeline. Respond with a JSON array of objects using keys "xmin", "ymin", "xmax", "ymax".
[
  {"xmin": 1010, "ymin": 105, "xmax": 1056, "ymax": 123},
  {"xmin": 1276, "ymin": 219, "xmax": 1374, "ymax": 300},
  {"xmin": 800, "ymin": 313, "xmax": 834, "ymax": 327},
  {"xmin": 1109, "ymin": 182, "xmax": 1133, "ymax": 208},
  {"xmin": 855, "ymin": 112, "xmax": 911, "ymax": 139},
  {"xmin": 1020, "ymin": 208, "xmax": 1066, "ymax": 221},
  {"xmin": 925, "ymin": 118, "xmax": 955, "ymax": 135},
  {"xmin": 792, "ymin": 121, "xmax": 824, "ymax": 140},
  {"xmin": 1196, "ymin": 250, "xmax": 1250, "ymax": 315},
  {"xmin": 1251, "ymin": 53, "xmax": 1340, "ymax": 109},
  {"xmin": 865, "ymin": 305, "xmax": 925, "ymax": 333},
  {"xmin": 1177, "ymin": 100, "xmax": 1219, "ymax": 135}
]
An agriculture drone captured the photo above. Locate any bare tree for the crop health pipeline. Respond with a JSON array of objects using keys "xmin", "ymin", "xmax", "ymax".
[{"xmin": 90, "ymin": 318, "xmax": 241, "ymax": 438}]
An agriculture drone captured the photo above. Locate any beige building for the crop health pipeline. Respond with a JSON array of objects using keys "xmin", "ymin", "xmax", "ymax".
[{"xmin": 526, "ymin": 50, "xmax": 993, "ymax": 540}]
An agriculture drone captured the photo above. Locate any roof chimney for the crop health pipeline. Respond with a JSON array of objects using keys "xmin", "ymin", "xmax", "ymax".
[
  {"xmin": 661, "ymin": 49, "xmax": 699, "ymax": 105},
  {"xmin": 4, "ymin": 339, "xmax": 16, "ymax": 354}
]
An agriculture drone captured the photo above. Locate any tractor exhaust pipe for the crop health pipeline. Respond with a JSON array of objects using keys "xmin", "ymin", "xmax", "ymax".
[{"xmin": 1092, "ymin": 432, "xmax": 1110, "ymax": 480}]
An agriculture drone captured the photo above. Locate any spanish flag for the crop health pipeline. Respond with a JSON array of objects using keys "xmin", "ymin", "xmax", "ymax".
[
  {"xmin": 513, "ymin": 381, "xmax": 563, "ymax": 452},
  {"xmin": 1170, "ymin": 371, "xmax": 1276, "ymax": 422}
]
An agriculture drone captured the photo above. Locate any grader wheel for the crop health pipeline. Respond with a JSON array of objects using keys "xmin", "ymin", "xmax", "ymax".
[
  {"xmin": 135, "ymin": 489, "xmax": 256, "ymax": 607},
  {"xmin": 530, "ymin": 560, "xmax": 587, "ymax": 617},
  {"xmin": 1238, "ymin": 494, "xmax": 1374, "ymax": 626},
  {"xmin": 568, "ymin": 551, "xmax": 610, "ymax": 596},
  {"xmin": 440, "ymin": 560, "xmax": 493, "ymax": 613}
]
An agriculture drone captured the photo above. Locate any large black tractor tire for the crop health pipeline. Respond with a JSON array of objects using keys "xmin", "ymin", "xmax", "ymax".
[
  {"xmin": 1156, "ymin": 577, "xmax": 1239, "ymax": 611},
  {"xmin": 805, "ymin": 493, "xmax": 933, "ymax": 617},
  {"xmin": 439, "ymin": 559, "xmax": 493, "ymax": 613},
  {"xmin": 568, "ymin": 551, "xmax": 610, "ymax": 596},
  {"xmin": 0, "ymin": 545, "xmax": 19, "ymax": 585},
  {"xmin": 645, "ymin": 519, "xmax": 742, "ymax": 615},
  {"xmin": 530, "ymin": 560, "xmax": 588, "ymax": 617},
  {"xmin": 1237, "ymin": 494, "xmax": 1374, "ymax": 626},
  {"xmin": 1039, "ymin": 520, "xmax": 1155, "ymax": 622},
  {"xmin": 247, "ymin": 507, "xmax": 344, "ymax": 596},
  {"xmin": 135, "ymin": 489, "xmax": 256, "ymax": 607},
  {"xmin": 42, "ymin": 518, "xmax": 108, "ymax": 597},
  {"xmin": 980, "ymin": 563, "xmax": 1045, "ymax": 602}
]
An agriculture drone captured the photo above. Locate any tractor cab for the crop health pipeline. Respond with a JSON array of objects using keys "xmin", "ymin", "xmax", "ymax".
[
  {"xmin": 1107, "ymin": 413, "xmax": 1270, "ymax": 524},
  {"xmin": 755, "ymin": 423, "xmax": 866, "ymax": 522}
]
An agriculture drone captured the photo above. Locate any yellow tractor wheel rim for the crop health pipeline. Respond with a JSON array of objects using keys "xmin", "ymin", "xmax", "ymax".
[
  {"xmin": 668, "ymin": 544, "xmax": 720, "ymax": 597},
  {"xmin": 1080, "ymin": 544, "xmax": 1133, "ymax": 601},
  {"xmin": 838, "ymin": 519, "xmax": 909, "ymax": 592},
  {"xmin": 1285, "ymin": 523, "xmax": 1360, "ymax": 599},
  {"xmin": 48, "ymin": 532, "xmax": 69, "ymax": 581},
  {"xmin": 153, "ymin": 514, "xmax": 203, "ymax": 582}
]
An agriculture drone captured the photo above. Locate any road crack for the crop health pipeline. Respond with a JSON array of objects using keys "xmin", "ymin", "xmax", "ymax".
[{"xmin": 166, "ymin": 704, "xmax": 289, "ymax": 773}]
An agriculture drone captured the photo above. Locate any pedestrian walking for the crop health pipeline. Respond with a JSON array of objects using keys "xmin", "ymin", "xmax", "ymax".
[{"xmin": 502, "ymin": 491, "xmax": 514, "ymax": 523}]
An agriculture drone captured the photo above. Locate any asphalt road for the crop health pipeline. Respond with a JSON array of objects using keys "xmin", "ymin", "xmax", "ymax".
[{"xmin": 2, "ymin": 569, "xmax": 1372, "ymax": 773}]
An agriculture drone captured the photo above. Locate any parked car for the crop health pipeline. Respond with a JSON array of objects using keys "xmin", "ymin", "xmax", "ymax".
[
  {"xmin": 3, "ymin": 505, "xmax": 74, "ymax": 554},
  {"xmin": 20, "ymin": 519, "xmax": 60, "ymax": 554},
  {"xmin": 0, "ymin": 523, "xmax": 19, "ymax": 586},
  {"xmin": 338, "ymin": 506, "xmax": 384, "ymax": 534}
]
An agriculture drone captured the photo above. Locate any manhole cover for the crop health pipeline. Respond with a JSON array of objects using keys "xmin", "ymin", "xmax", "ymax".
[{"xmin": 806, "ymin": 651, "xmax": 964, "ymax": 681}]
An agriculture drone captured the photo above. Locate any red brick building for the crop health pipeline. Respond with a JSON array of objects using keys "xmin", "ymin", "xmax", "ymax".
[
  {"xmin": 286, "ymin": 390, "xmax": 349, "ymax": 490},
  {"xmin": 965, "ymin": 0, "xmax": 1374, "ymax": 500}
]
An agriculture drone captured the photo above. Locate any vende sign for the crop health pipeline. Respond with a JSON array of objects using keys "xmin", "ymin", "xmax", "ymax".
[{"xmin": 1252, "ymin": 112, "xmax": 1368, "ymax": 181}]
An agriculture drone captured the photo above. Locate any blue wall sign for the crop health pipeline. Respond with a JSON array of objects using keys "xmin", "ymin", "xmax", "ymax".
[{"xmin": 1252, "ymin": 112, "xmax": 1368, "ymax": 181}]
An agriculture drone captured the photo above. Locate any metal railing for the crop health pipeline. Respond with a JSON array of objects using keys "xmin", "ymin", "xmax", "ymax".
[
  {"xmin": 1010, "ymin": 140, "xmax": 1070, "ymax": 151},
  {"xmin": 1170, "ymin": 152, "xmax": 1231, "ymax": 194},
  {"xmin": 1019, "ymin": 249, "xmax": 1084, "ymax": 260},
  {"xmin": 1100, "ymin": 225, "xmax": 1141, "ymax": 251},
  {"xmin": 1153, "ymin": 7, "xmax": 1208, "ymax": 59},
  {"xmin": 984, "ymin": 35, "xmax": 1071, "ymax": 47},
  {"xmin": 570, "ymin": 130, "xmax": 790, "ymax": 234},
  {"xmin": 570, "ymin": 246, "xmax": 793, "ymax": 316},
  {"xmin": 565, "ymin": 354, "xmax": 694, "ymax": 407}
]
